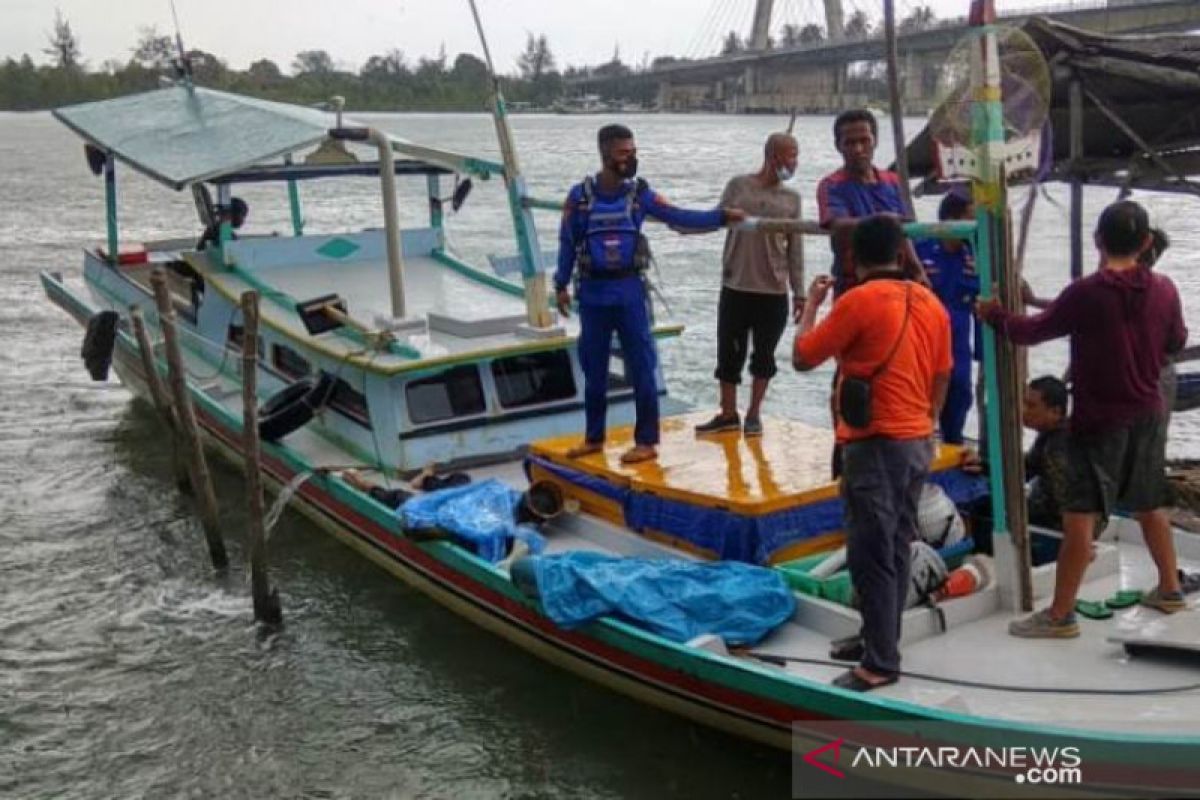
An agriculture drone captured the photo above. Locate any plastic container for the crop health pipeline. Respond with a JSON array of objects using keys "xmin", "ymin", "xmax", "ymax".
[{"xmin": 776, "ymin": 538, "xmax": 974, "ymax": 608}]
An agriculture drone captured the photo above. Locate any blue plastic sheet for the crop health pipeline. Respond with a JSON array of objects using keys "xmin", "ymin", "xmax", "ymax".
[
  {"xmin": 528, "ymin": 552, "xmax": 796, "ymax": 645},
  {"xmin": 401, "ymin": 479, "xmax": 545, "ymax": 563}
]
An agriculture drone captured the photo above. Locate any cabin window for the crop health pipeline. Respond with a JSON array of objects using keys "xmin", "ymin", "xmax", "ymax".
[
  {"xmin": 272, "ymin": 344, "xmax": 310, "ymax": 379},
  {"xmin": 491, "ymin": 350, "xmax": 576, "ymax": 409},
  {"xmin": 406, "ymin": 365, "xmax": 486, "ymax": 424},
  {"xmin": 228, "ymin": 324, "xmax": 244, "ymax": 351},
  {"xmin": 328, "ymin": 376, "xmax": 370, "ymax": 427}
]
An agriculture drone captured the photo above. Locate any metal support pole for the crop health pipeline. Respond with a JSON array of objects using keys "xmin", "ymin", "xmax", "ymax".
[
  {"xmin": 1069, "ymin": 77, "xmax": 1084, "ymax": 280},
  {"xmin": 104, "ymin": 153, "xmax": 119, "ymax": 264},
  {"xmin": 884, "ymin": 0, "xmax": 915, "ymax": 218},
  {"xmin": 284, "ymin": 154, "xmax": 304, "ymax": 237}
]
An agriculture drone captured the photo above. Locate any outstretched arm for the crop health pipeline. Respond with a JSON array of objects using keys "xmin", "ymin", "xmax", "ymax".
[{"xmin": 641, "ymin": 184, "xmax": 729, "ymax": 232}]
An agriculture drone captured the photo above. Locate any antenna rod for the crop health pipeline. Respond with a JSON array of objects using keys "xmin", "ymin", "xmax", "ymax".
[
  {"xmin": 168, "ymin": 0, "xmax": 192, "ymax": 82},
  {"xmin": 465, "ymin": 0, "xmax": 553, "ymax": 330}
]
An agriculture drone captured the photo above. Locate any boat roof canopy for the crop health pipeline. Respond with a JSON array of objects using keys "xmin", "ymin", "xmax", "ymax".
[{"xmin": 54, "ymin": 85, "xmax": 503, "ymax": 191}]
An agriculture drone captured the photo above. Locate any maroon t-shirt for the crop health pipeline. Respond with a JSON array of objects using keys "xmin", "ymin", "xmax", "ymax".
[{"xmin": 985, "ymin": 265, "xmax": 1187, "ymax": 434}]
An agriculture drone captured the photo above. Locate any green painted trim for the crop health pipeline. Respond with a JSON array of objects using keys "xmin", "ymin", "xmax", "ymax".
[
  {"xmin": 902, "ymin": 221, "xmax": 976, "ymax": 240},
  {"xmin": 463, "ymin": 156, "xmax": 503, "ymax": 177},
  {"xmin": 426, "ymin": 174, "xmax": 443, "ymax": 230},
  {"xmin": 224, "ymin": 260, "xmax": 422, "ymax": 360},
  {"xmin": 284, "ymin": 154, "xmax": 304, "ymax": 236},
  {"xmin": 523, "ymin": 196, "xmax": 564, "ymax": 212},
  {"xmin": 431, "ymin": 249, "xmax": 525, "ymax": 297},
  {"xmin": 104, "ymin": 153, "xmax": 119, "ymax": 265}
]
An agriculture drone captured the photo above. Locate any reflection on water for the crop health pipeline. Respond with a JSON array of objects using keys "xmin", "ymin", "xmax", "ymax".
[{"xmin": 3, "ymin": 109, "xmax": 1197, "ymax": 798}]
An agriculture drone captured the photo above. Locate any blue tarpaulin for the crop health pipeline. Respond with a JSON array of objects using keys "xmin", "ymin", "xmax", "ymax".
[
  {"xmin": 525, "ymin": 552, "xmax": 796, "ymax": 645},
  {"xmin": 401, "ymin": 479, "xmax": 545, "ymax": 563}
]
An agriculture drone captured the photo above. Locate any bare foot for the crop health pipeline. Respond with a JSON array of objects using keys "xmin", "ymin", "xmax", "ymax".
[
  {"xmin": 620, "ymin": 444, "xmax": 657, "ymax": 464},
  {"xmin": 566, "ymin": 441, "xmax": 604, "ymax": 459}
]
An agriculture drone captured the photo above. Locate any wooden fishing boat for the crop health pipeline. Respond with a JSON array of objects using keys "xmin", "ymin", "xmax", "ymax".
[{"xmin": 39, "ymin": 17, "xmax": 1200, "ymax": 798}]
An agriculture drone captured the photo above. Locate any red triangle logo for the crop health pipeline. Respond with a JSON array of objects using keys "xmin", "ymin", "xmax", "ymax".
[{"xmin": 803, "ymin": 737, "xmax": 845, "ymax": 778}]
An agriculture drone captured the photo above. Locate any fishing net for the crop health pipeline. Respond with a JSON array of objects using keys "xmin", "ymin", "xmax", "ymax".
[{"xmin": 929, "ymin": 25, "xmax": 1051, "ymax": 150}]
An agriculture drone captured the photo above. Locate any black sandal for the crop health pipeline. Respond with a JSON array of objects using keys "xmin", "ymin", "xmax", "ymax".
[{"xmin": 832, "ymin": 669, "xmax": 899, "ymax": 693}]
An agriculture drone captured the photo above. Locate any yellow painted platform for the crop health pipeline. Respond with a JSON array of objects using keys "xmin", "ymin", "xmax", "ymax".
[{"xmin": 530, "ymin": 411, "xmax": 966, "ymax": 517}]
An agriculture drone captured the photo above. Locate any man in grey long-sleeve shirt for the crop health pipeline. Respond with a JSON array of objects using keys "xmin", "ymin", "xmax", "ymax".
[
  {"xmin": 979, "ymin": 201, "xmax": 1188, "ymax": 638},
  {"xmin": 695, "ymin": 133, "xmax": 805, "ymax": 438}
]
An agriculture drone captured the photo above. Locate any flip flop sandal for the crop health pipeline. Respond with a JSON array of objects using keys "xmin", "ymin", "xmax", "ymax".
[
  {"xmin": 1104, "ymin": 589, "xmax": 1143, "ymax": 609},
  {"xmin": 1075, "ymin": 599, "xmax": 1113, "ymax": 620},
  {"xmin": 829, "ymin": 635, "xmax": 864, "ymax": 662},
  {"xmin": 832, "ymin": 669, "xmax": 899, "ymax": 693}
]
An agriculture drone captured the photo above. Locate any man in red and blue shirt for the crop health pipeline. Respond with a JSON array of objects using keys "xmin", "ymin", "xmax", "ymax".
[{"xmin": 817, "ymin": 110, "xmax": 918, "ymax": 298}]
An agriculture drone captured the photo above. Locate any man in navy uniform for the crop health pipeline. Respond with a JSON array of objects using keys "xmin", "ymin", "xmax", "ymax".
[
  {"xmin": 915, "ymin": 191, "xmax": 978, "ymax": 444},
  {"xmin": 555, "ymin": 124, "xmax": 743, "ymax": 464}
]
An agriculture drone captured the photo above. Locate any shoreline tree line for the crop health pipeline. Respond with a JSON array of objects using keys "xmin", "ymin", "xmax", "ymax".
[{"xmin": 2, "ymin": 8, "xmax": 938, "ymax": 112}]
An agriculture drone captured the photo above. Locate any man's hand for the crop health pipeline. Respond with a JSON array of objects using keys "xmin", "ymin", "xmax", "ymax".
[
  {"xmin": 724, "ymin": 207, "xmax": 747, "ymax": 225},
  {"xmin": 555, "ymin": 287, "xmax": 572, "ymax": 318},
  {"xmin": 975, "ymin": 296, "xmax": 1002, "ymax": 321},
  {"xmin": 959, "ymin": 448, "xmax": 984, "ymax": 475},
  {"xmin": 807, "ymin": 275, "xmax": 833, "ymax": 309},
  {"xmin": 792, "ymin": 294, "xmax": 806, "ymax": 324}
]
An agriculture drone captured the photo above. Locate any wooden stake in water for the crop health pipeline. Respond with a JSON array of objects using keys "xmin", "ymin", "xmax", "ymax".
[
  {"xmin": 129, "ymin": 304, "xmax": 188, "ymax": 489},
  {"xmin": 239, "ymin": 290, "xmax": 282, "ymax": 625},
  {"xmin": 150, "ymin": 269, "xmax": 228, "ymax": 570}
]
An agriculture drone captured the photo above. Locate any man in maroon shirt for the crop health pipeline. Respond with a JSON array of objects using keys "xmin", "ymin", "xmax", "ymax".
[{"xmin": 978, "ymin": 201, "xmax": 1188, "ymax": 638}]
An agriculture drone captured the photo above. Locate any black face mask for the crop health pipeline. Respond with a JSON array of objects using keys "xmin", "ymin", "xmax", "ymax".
[{"xmin": 619, "ymin": 156, "xmax": 638, "ymax": 179}]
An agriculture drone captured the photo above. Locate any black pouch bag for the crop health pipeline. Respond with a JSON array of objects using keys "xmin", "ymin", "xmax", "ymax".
[{"xmin": 837, "ymin": 285, "xmax": 912, "ymax": 429}]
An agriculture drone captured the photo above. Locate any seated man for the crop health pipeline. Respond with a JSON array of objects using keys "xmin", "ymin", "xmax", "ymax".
[
  {"xmin": 966, "ymin": 376, "xmax": 1110, "ymax": 551},
  {"xmin": 197, "ymin": 196, "xmax": 248, "ymax": 251}
]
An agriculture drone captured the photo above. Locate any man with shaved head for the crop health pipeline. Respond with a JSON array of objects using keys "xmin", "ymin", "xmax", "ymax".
[{"xmin": 696, "ymin": 132, "xmax": 804, "ymax": 437}]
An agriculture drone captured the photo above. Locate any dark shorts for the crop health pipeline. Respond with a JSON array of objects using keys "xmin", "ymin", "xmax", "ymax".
[
  {"xmin": 1064, "ymin": 414, "xmax": 1168, "ymax": 516},
  {"xmin": 714, "ymin": 286, "xmax": 789, "ymax": 384}
]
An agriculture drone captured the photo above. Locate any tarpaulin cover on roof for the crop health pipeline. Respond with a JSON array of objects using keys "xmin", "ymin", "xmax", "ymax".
[{"xmin": 54, "ymin": 85, "xmax": 504, "ymax": 190}]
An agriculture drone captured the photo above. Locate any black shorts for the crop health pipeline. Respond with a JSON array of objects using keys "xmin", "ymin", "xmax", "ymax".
[
  {"xmin": 714, "ymin": 286, "xmax": 789, "ymax": 384},
  {"xmin": 1064, "ymin": 414, "xmax": 1168, "ymax": 516}
]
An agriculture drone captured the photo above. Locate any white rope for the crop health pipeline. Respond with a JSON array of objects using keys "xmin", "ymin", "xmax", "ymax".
[{"xmin": 264, "ymin": 470, "xmax": 315, "ymax": 540}]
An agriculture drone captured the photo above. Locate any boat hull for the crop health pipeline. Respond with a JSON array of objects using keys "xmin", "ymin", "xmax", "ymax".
[{"xmin": 41, "ymin": 270, "xmax": 1200, "ymax": 797}]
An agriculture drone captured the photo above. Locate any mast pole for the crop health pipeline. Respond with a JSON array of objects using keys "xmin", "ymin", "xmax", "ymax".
[
  {"xmin": 467, "ymin": 0, "xmax": 554, "ymax": 330},
  {"xmin": 969, "ymin": 0, "xmax": 1033, "ymax": 610},
  {"xmin": 883, "ymin": 0, "xmax": 915, "ymax": 217}
]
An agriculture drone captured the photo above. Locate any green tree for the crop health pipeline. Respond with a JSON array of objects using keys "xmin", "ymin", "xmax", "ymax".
[
  {"xmin": 721, "ymin": 31, "xmax": 743, "ymax": 55},
  {"xmin": 844, "ymin": 11, "xmax": 872, "ymax": 39},
  {"xmin": 131, "ymin": 26, "xmax": 174, "ymax": 70},
  {"xmin": 799, "ymin": 24, "xmax": 824, "ymax": 44},
  {"xmin": 292, "ymin": 50, "xmax": 334, "ymax": 76},
  {"xmin": 900, "ymin": 6, "xmax": 937, "ymax": 33},
  {"xmin": 516, "ymin": 34, "xmax": 555, "ymax": 81},
  {"xmin": 780, "ymin": 24, "xmax": 801, "ymax": 47},
  {"xmin": 44, "ymin": 9, "xmax": 82, "ymax": 71}
]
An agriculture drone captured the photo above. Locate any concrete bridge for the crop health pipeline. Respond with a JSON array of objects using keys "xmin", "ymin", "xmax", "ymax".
[{"xmin": 571, "ymin": 0, "xmax": 1200, "ymax": 114}]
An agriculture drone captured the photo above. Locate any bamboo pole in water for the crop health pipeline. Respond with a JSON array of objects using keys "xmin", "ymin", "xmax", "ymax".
[
  {"xmin": 150, "ymin": 269, "xmax": 228, "ymax": 570},
  {"xmin": 240, "ymin": 291, "xmax": 282, "ymax": 625},
  {"xmin": 129, "ymin": 304, "xmax": 188, "ymax": 489}
]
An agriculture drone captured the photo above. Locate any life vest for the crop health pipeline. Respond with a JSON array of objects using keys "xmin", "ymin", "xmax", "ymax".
[{"xmin": 575, "ymin": 176, "xmax": 652, "ymax": 278}]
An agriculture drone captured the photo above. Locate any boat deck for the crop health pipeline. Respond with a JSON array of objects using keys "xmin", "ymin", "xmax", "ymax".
[
  {"xmin": 531, "ymin": 411, "xmax": 967, "ymax": 514},
  {"xmin": 97, "ymin": 317, "xmax": 1200, "ymax": 741}
]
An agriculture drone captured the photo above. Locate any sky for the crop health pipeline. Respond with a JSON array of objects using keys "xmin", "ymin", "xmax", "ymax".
[{"xmin": 3, "ymin": 0, "xmax": 1081, "ymax": 74}]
